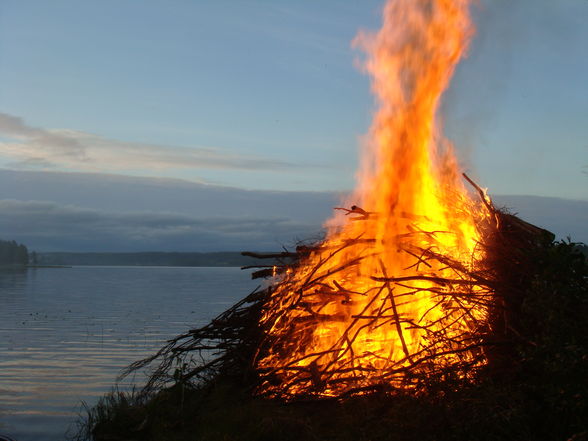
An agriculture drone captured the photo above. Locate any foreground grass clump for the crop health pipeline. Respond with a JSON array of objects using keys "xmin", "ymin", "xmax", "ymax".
[{"xmin": 76, "ymin": 240, "xmax": 588, "ymax": 441}]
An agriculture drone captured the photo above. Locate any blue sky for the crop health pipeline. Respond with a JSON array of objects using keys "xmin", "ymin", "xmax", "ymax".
[
  {"xmin": 0, "ymin": 0, "xmax": 586, "ymax": 251},
  {"xmin": 0, "ymin": 0, "xmax": 586, "ymax": 198}
]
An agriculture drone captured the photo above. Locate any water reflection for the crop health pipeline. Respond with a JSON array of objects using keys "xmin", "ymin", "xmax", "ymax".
[{"xmin": 0, "ymin": 266, "xmax": 256, "ymax": 441}]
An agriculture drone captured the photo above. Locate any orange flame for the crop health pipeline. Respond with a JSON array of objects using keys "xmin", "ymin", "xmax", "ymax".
[{"xmin": 256, "ymin": 0, "xmax": 491, "ymax": 398}]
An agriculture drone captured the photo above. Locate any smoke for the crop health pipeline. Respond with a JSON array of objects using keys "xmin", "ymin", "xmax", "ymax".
[{"xmin": 441, "ymin": 0, "xmax": 524, "ymax": 165}]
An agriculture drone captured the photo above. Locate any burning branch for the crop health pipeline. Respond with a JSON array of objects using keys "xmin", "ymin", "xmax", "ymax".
[{"xmin": 118, "ymin": 0, "xmax": 559, "ymax": 404}]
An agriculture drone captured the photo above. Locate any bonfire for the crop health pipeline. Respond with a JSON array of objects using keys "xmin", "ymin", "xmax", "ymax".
[{"xmin": 123, "ymin": 0, "xmax": 556, "ymax": 401}]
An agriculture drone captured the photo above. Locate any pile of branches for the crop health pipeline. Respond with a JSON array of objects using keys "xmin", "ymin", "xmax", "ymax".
[
  {"xmin": 121, "ymin": 177, "xmax": 555, "ymax": 399},
  {"xmin": 254, "ymin": 245, "xmax": 493, "ymax": 398}
]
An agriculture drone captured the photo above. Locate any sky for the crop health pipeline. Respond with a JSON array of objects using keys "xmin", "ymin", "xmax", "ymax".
[{"xmin": 0, "ymin": 0, "xmax": 586, "ymax": 251}]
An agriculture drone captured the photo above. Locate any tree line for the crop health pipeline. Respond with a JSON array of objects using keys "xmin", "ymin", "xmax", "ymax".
[{"xmin": 0, "ymin": 239, "xmax": 29, "ymax": 265}]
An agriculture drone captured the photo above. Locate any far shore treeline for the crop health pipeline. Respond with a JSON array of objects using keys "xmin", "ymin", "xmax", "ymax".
[
  {"xmin": 1, "ymin": 238, "xmax": 585, "ymax": 268},
  {"xmin": 0, "ymin": 239, "xmax": 29, "ymax": 265},
  {"xmin": 36, "ymin": 251, "xmax": 272, "ymax": 267},
  {"xmin": 29, "ymin": 246, "xmax": 588, "ymax": 267}
]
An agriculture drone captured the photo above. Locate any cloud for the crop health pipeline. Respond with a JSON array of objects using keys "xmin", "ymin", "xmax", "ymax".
[
  {"xmin": 0, "ymin": 168, "xmax": 339, "ymax": 223},
  {"xmin": 1, "ymin": 170, "xmax": 585, "ymax": 252},
  {"xmin": 0, "ymin": 112, "xmax": 297, "ymax": 172},
  {"xmin": 0, "ymin": 199, "xmax": 323, "ymax": 252}
]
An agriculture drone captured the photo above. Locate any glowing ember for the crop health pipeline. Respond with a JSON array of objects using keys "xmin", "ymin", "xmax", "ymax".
[{"xmin": 254, "ymin": 0, "xmax": 493, "ymax": 398}]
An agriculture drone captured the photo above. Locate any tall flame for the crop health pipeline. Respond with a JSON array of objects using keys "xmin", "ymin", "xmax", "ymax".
[{"xmin": 256, "ymin": 0, "xmax": 490, "ymax": 398}]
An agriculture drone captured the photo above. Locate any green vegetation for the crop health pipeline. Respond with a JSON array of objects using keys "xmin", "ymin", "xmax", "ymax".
[
  {"xmin": 0, "ymin": 239, "xmax": 29, "ymax": 265},
  {"xmin": 75, "ymin": 238, "xmax": 588, "ymax": 441}
]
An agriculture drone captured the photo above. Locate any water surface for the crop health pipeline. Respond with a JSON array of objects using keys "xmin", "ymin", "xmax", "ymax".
[{"xmin": 0, "ymin": 266, "xmax": 258, "ymax": 441}]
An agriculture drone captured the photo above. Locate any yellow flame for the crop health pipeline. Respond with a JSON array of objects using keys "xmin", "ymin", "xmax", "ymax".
[{"xmin": 256, "ymin": 0, "xmax": 490, "ymax": 398}]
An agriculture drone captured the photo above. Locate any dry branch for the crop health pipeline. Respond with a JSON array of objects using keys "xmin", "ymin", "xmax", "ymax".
[{"xmin": 121, "ymin": 178, "xmax": 553, "ymax": 401}]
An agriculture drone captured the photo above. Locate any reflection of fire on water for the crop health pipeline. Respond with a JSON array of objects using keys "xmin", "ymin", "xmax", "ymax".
[{"xmin": 254, "ymin": 0, "xmax": 496, "ymax": 399}]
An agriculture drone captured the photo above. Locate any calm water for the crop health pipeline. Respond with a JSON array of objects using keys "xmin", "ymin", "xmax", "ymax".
[{"xmin": 0, "ymin": 266, "xmax": 259, "ymax": 441}]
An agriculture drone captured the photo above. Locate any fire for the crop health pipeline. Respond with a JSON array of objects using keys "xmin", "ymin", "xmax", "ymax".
[{"xmin": 255, "ymin": 0, "xmax": 492, "ymax": 398}]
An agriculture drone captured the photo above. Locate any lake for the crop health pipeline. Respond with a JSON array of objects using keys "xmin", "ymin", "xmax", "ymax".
[{"xmin": 0, "ymin": 266, "xmax": 260, "ymax": 441}]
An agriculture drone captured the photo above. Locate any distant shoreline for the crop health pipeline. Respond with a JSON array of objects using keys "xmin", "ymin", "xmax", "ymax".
[
  {"xmin": 34, "ymin": 251, "xmax": 278, "ymax": 267},
  {"xmin": 27, "ymin": 264, "xmax": 71, "ymax": 268}
]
